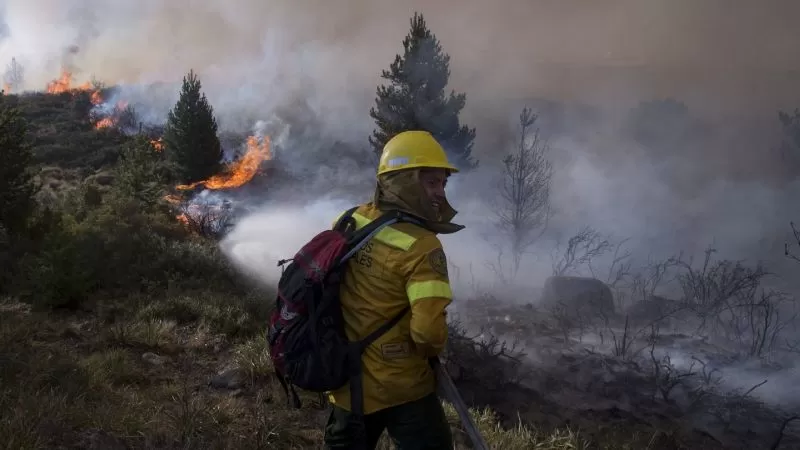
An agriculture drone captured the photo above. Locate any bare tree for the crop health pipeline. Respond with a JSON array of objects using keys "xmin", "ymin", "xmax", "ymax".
[
  {"xmin": 629, "ymin": 254, "xmax": 684, "ymax": 303},
  {"xmin": 444, "ymin": 319, "xmax": 530, "ymax": 390},
  {"xmin": 551, "ymin": 226, "xmax": 612, "ymax": 277},
  {"xmin": 493, "ymin": 107, "xmax": 553, "ymax": 277},
  {"xmin": 608, "ymin": 315, "xmax": 646, "ymax": 360},
  {"xmin": 745, "ymin": 289, "xmax": 794, "ymax": 358},
  {"xmin": 177, "ymin": 199, "xmax": 235, "ymax": 240},
  {"xmin": 676, "ymin": 246, "xmax": 769, "ymax": 336},
  {"xmin": 785, "ymin": 221, "xmax": 800, "ymax": 264},
  {"xmin": 589, "ymin": 237, "xmax": 633, "ymax": 288},
  {"xmin": 649, "ymin": 344, "xmax": 697, "ymax": 403},
  {"xmin": 3, "ymin": 57, "xmax": 24, "ymax": 93}
]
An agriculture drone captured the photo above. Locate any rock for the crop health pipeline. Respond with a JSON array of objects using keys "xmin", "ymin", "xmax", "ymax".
[
  {"xmin": 141, "ymin": 352, "xmax": 167, "ymax": 366},
  {"xmin": 209, "ymin": 367, "xmax": 245, "ymax": 390},
  {"xmin": 540, "ymin": 276, "xmax": 615, "ymax": 318}
]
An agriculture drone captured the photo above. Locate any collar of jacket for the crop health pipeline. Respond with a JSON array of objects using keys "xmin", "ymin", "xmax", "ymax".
[{"xmin": 371, "ymin": 169, "xmax": 465, "ymax": 235}]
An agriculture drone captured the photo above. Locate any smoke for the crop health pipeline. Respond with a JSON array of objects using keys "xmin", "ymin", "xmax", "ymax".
[
  {"xmin": 0, "ymin": 12, "xmax": 8, "ymax": 42},
  {"xmin": 3, "ymin": 0, "xmax": 800, "ymax": 289},
  {"xmin": 4, "ymin": 0, "xmax": 800, "ymax": 117},
  {"xmin": 5, "ymin": 0, "xmax": 800, "ymax": 425}
]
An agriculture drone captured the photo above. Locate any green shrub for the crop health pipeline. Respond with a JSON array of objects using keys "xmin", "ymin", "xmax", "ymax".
[{"xmin": 14, "ymin": 223, "xmax": 103, "ymax": 309}]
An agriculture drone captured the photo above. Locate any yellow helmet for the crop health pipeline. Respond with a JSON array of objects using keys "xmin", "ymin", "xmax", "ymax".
[{"xmin": 377, "ymin": 130, "xmax": 459, "ymax": 176}]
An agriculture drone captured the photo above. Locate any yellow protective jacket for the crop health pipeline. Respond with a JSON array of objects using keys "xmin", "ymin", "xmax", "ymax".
[{"xmin": 327, "ymin": 202, "xmax": 453, "ymax": 414}]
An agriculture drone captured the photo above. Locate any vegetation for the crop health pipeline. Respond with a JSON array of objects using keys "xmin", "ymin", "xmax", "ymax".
[
  {"xmin": 3, "ymin": 57, "xmax": 24, "ymax": 93},
  {"xmin": 163, "ymin": 69, "xmax": 223, "ymax": 184},
  {"xmin": 368, "ymin": 12, "xmax": 477, "ymax": 170},
  {"xmin": 2, "ymin": 10, "xmax": 799, "ymax": 450},
  {"xmin": 8, "ymin": 91, "xmax": 132, "ymax": 169},
  {"xmin": 0, "ymin": 91, "xmax": 35, "ymax": 235},
  {"xmin": 0, "ymin": 59, "xmax": 590, "ymax": 448},
  {"xmin": 491, "ymin": 107, "xmax": 554, "ymax": 280}
]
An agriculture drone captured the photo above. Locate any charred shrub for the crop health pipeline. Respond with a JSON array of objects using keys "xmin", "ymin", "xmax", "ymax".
[{"xmin": 443, "ymin": 319, "xmax": 529, "ymax": 394}]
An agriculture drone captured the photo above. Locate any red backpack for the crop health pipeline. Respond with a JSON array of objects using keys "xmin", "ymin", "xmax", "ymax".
[{"xmin": 267, "ymin": 206, "xmax": 414, "ymax": 417}]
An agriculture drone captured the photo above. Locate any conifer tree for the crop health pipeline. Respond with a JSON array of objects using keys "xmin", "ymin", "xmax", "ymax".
[
  {"xmin": 0, "ymin": 92, "xmax": 34, "ymax": 234},
  {"xmin": 163, "ymin": 70, "xmax": 223, "ymax": 183},
  {"xmin": 369, "ymin": 12, "xmax": 477, "ymax": 170}
]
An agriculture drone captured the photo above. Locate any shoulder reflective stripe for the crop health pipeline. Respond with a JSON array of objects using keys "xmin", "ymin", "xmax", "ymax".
[
  {"xmin": 351, "ymin": 212, "xmax": 371, "ymax": 228},
  {"xmin": 332, "ymin": 211, "xmax": 346, "ymax": 228},
  {"xmin": 377, "ymin": 227, "xmax": 417, "ymax": 251},
  {"xmin": 352, "ymin": 212, "xmax": 417, "ymax": 251},
  {"xmin": 407, "ymin": 280, "xmax": 453, "ymax": 304}
]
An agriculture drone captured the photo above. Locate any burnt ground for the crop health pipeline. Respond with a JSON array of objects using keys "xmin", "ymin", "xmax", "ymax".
[{"xmin": 444, "ymin": 297, "xmax": 800, "ymax": 450}]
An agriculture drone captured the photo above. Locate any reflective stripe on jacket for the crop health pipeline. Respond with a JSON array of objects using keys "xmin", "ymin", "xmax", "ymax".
[{"xmin": 327, "ymin": 202, "xmax": 453, "ymax": 414}]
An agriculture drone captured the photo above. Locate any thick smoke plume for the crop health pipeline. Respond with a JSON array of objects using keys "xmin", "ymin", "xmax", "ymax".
[{"xmin": 4, "ymin": 0, "xmax": 800, "ymax": 289}]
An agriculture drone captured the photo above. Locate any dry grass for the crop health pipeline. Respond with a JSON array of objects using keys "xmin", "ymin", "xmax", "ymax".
[
  {"xmin": 0, "ymin": 293, "xmax": 322, "ymax": 449},
  {"xmin": 0, "ymin": 292, "xmax": 607, "ymax": 450}
]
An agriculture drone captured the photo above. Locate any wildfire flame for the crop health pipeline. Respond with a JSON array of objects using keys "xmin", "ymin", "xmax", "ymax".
[
  {"xmin": 2, "ymin": 83, "xmax": 11, "ymax": 94},
  {"xmin": 176, "ymin": 135, "xmax": 272, "ymax": 191},
  {"xmin": 163, "ymin": 194, "xmax": 182, "ymax": 205},
  {"xmin": 176, "ymin": 213, "xmax": 190, "ymax": 226},
  {"xmin": 90, "ymin": 90, "xmax": 103, "ymax": 105},
  {"xmin": 47, "ymin": 68, "xmax": 92, "ymax": 94},
  {"xmin": 150, "ymin": 138, "xmax": 164, "ymax": 152},
  {"xmin": 94, "ymin": 101, "xmax": 129, "ymax": 130},
  {"xmin": 95, "ymin": 117, "xmax": 114, "ymax": 129},
  {"xmin": 46, "ymin": 68, "xmax": 104, "ymax": 106}
]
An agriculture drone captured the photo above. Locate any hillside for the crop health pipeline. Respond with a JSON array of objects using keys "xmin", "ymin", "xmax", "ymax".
[
  {"xmin": 3, "ymin": 84, "xmax": 800, "ymax": 450},
  {"xmin": 0, "ymin": 88, "xmax": 595, "ymax": 449}
]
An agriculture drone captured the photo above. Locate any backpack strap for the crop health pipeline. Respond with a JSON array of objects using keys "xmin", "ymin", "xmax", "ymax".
[
  {"xmin": 337, "ymin": 209, "xmax": 405, "ymax": 264},
  {"xmin": 330, "ymin": 207, "xmax": 422, "ymax": 440},
  {"xmin": 274, "ymin": 368, "xmax": 302, "ymax": 408},
  {"xmin": 348, "ymin": 306, "xmax": 410, "ymax": 439},
  {"xmin": 333, "ymin": 206, "xmax": 360, "ymax": 233}
]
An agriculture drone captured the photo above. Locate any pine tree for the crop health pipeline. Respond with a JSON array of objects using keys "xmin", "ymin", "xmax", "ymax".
[
  {"xmin": 0, "ymin": 91, "xmax": 35, "ymax": 234},
  {"xmin": 369, "ymin": 12, "xmax": 477, "ymax": 170},
  {"xmin": 163, "ymin": 69, "xmax": 223, "ymax": 183}
]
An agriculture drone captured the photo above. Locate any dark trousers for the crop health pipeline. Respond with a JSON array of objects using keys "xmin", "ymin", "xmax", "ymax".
[{"xmin": 323, "ymin": 393, "xmax": 453, "ymax": 450}]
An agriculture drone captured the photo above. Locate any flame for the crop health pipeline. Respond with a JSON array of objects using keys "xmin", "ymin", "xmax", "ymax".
[
  {"xmin": 176, "ymin": 135, "xmax": 272, "ymax": 191},
  {"xmin": 150, "ymin": 138, "xmax": 164, "ymax": 152},
  {"xmin": 90, "ymin": 90, "xmax": 103, "ymax": 105},
  {"xmin": 176, "ymin": 213, "xmax": 190, "ymax": 226},
  {"xmin": 46, "ymin": 68, "xmax": 92, "ymax": 94},
  {"xmin": 2, "ymin": 83, "xmax": 11, "ymax": 94},
  {"xmin": 163, "ymin": 194, "xmax": 182, "ymax": 205},
  {"xmin": 94, "ymin": 100, "xmax": 129, "ymax": 130},
  {"xmin": 46, "ymin": 68, "xmax": 104, "ymax": 106},
  {"xmin": 173, "ymin": 203, "xmax": 231, "ymax": 232},
  {"xmin": 95, "ymin": 117, "xmax": 114, "ymax": 129}
]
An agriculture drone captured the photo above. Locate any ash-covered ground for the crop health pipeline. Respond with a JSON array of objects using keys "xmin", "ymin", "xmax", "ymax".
[{"xmin": 443, "ymin": 272, "xmax": 800, "ymax": 450}]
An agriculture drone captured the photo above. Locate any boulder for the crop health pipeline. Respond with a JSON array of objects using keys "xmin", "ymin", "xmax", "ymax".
[{"xmin": 540, "ymin": 276, "xmax": 615, "ymax": 319}]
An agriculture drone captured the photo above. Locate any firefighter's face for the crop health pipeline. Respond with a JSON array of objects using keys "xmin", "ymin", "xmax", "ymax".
[{"xmin": 419, "ymin": 169, "xmax": 448, "ymax": 213}]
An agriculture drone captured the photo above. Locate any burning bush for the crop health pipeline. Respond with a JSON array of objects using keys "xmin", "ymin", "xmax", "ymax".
[
  {"xmin": 5, "ymin": 135, "xmax": 250, "ymax": 309},
  {"xmin": 174, "ymin": 198, "xmax": 236, "ymax": 240}
]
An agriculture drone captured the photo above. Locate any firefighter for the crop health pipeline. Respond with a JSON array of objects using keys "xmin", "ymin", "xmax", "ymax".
[{"xmin": 324, "ymin": 130, "xmax": 464, "ymax": 449}]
